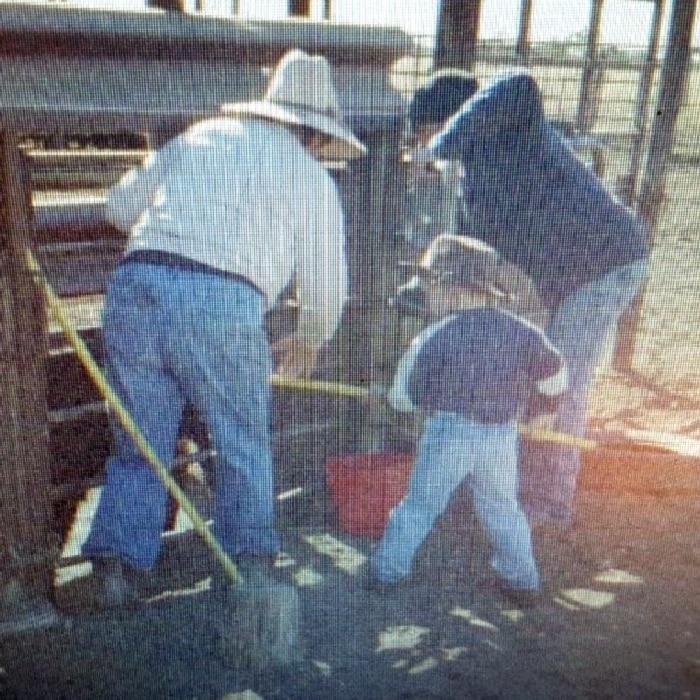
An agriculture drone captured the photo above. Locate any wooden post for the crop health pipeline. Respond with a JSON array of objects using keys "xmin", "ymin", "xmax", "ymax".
[
  {"xmin": 434, "ymin": 0, "xmax": 482, "ymax": 71},
  {"xmin": 637, "ymin": 0, "xmax": 697, "ymax": 229},
  {"xmin": 340, "ymin": 122, "xmax": 405, "ymax": 453},
  {"xmin": 288, "ymin": 0, "xmax": 311, "ymax": 17},
  {"xmin": 0, "ymin": 130, "xmax": 59, "ymax": 614},
  {"xmin": 619, "ymin": 0, "xmax": 665, "ymax": 206},
  {"xmin": 516, "ymin": 0, "xmax": 534, "ymax": 65},
  {"xmin": 148, "ymin": 0, "xmax": 186, "ymax": 11}
]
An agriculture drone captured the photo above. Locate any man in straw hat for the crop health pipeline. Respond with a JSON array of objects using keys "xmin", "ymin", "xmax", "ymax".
[{"xmin": 82, "ymin": 49, "xmax": 365, "ymax": 607}]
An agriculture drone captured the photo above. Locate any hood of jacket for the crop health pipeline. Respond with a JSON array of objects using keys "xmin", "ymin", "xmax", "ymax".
[{"xmin": 430, "ymin": 69, "xmax": 546, "ymax": 158}]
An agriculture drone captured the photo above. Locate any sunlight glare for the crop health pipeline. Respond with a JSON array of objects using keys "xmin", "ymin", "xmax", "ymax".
[
  {"xmin": 450, "ymin": 606, "xmax": 500, "ymax": 632},
  {"xmin": 302, "ymin": 533, "xmax": 367, "ymax": 574},
  {"xmin": 311, "ymin": 660, "xmax": 332, "ymax": 676},
  {"xmin": 501, "ymin": 609, "xmax": 525, "ymax": 623},
  {"xmin": 408, "ymin": 656, "xmax": 439, "ymax": 674},
  {"xmin": 594, "ymin": 569, "xmax": 644, "ymax": 585},
  {"xmin": 559, "ymin": 588, "xmax": 616, "ymax": 609},
  {"xmin": 376, "ymin": 625, "xmax": 431, "ymax": 652},
  {"xmin": 293, "ymin": 566, "xmax": 324, "ymax": 587},
  {"xmin": 442, "ymin": 647, "xmax": 469, "ymax": 661}
]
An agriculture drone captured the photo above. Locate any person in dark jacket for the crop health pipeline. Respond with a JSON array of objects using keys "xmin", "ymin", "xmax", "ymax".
[
  {"xmin": 396, "ymin": 69, "xmax": 546, "ymax": 325},
  {"xmin": 414, "ymin": 69, "xmax": 650, "ymax": 526},
  {"xmin": 370, "ymin": 235, "xmax": 568, "ymax": 606}
]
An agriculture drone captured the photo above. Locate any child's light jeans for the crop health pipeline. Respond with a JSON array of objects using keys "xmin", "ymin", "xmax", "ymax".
[{"xmin": 372, "ymin": 411, "xmax": 540, "ymax": 590}]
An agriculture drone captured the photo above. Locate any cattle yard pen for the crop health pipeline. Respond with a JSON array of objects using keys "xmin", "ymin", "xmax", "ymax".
[{"xmin": 1, "ymin": 0, "xmax": 699, "ymax": 620}]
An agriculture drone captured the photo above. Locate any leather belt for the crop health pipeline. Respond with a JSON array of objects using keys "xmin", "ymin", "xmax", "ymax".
[{"xmin": 121, "ymin": 249, "xmax": 263, "ymax": 297}]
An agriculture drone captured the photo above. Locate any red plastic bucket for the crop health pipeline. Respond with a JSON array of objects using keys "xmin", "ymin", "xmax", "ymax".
[{"xmin": 326, "ymin": 453, "xmax": 415, "ymax": 538}]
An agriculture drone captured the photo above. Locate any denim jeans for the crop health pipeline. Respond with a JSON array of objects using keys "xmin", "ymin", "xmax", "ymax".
[
  {"xmin": 372, "ymin": 412, "xmax": 540, "ymax": 590},
  {"xmin": 520, "ymin": 259, "xmax": 649, "ymax": 524},
  {"xmin": 82, "ymin": 261, "xmax": 280, "ymax": 569}
]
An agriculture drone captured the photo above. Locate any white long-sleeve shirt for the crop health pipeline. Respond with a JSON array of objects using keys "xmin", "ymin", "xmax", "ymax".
[{"xmin": 105, "ymin": 117, "xmax": 348, "ymax": 347}]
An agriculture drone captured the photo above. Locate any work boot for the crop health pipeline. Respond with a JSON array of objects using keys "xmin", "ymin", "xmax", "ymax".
[
  {"xmin": 498, "ymin": 583, "xmax": 542, "ymax": 609},
  {"xmin": 361, "ymin": 564, "xmax": 412, "ymax": 595},
  {"xmin": 484, "ymin": 574, "xmax": 543, "ymax": 610},
  {"xmin": 91, "ymin": 556, "xmax": 140, "ymax": 609},
  {"xmin": 363, "ymin": 576, "xmax": 411, "ymax": 595},
  {"xmin": 0, "ymin": 580, "xmax": 63, "ymax": 636}
]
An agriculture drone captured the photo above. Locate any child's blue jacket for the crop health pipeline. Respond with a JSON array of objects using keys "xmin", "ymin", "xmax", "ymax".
[{"xmin": 407, "ymin": 308, "xmax": 564, "ymax": 424}]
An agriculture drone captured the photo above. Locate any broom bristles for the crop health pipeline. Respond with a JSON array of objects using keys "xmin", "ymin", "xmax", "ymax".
[{"xmin": 216, "ymin": 580, "xmax": 302, "ymax": 670}]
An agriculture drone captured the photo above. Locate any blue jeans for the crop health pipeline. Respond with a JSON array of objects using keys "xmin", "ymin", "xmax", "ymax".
[
  {"xmin": 372, "ymin": 412, "xmax": 540, "ymax": 591},
  {"xmin": 520, "ymin": 259, "xmax": 649, "ymax": 524},
  {"xmin": 82, "ymin": 261, "xmax": 280, "ymax": 569}
]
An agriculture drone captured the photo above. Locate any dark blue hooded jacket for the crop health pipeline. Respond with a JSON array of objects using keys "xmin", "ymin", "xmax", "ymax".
[{"xmin": 428, "ymin": 70, "xmax": 649, "ymax": 309}]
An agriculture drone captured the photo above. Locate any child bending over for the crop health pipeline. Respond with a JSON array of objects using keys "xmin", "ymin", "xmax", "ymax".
[{"xmin": 370, "ymin": 235, "xmax": 567, "ymax": 607}]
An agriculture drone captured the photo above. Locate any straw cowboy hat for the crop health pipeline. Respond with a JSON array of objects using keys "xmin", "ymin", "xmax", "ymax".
[{"xmin": 222, "ymin": 49, "xmax": 366, "ymax": 160}]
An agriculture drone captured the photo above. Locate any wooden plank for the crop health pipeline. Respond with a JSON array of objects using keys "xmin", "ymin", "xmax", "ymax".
[{"xmin": 0, "ymin": 4, "xmax": 412, "ymax": 64}]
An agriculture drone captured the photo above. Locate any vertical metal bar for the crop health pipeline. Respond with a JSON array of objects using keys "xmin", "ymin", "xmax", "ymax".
[
  {"xmin": 148, "ymin": 0, "xmax": 186, "ymax": 10},
  {"xmin": 434, "ymin": 0, "xmax": 482, "ymax": 71},
  {"xmin": 638, "ymin": 0, "xmax": 697, "ymax": 228},
  {"xmin": 576, "ymin": 0, "xmax": 605, "ymax": 132},
  {"xmin": 288, "ymin": 0, "xmax": 311, "ymax": 17},
  {"xmin": 614, "ymin": 0, "xmax": 699, "ymax": 370},
  {"xmin": 621, "ymin": 0, "xmax": 665, "ymax": 206}
]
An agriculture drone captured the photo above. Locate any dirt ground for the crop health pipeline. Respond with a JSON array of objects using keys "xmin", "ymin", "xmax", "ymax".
[{"xmin": 0, "ymin": 363, "xmax": 699, "ymax": 700}]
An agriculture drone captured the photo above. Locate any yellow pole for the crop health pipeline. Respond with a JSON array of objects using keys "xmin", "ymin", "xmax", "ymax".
[
  {"xmin": 518, "ymin": 425, "xmax": 597, "ymax": 452},
  {"xmin": 270, "ymin": 374, "xmax": 598, "ymax": 452},
  {"xmin": 271, "ymin": 374, "xmax": 370, "ymax": 399},
  {"xmin": 25, "ymin": 248, "xmax": 242, "ymax": 585}
]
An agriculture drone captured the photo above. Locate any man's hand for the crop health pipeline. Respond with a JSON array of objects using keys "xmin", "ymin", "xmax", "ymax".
[{"xmin": 272, "ymin": 335, "xmax": 320, "ymax": 379}]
